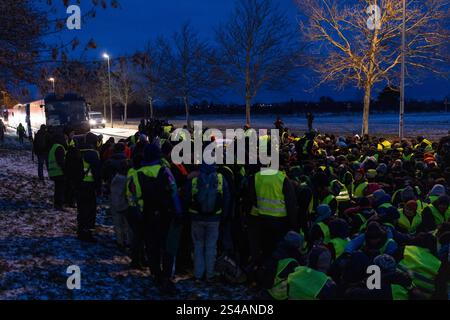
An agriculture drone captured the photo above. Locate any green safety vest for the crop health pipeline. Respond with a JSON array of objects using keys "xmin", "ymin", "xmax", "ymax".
[
  {"xmin": 353, "ymin": 181, "xmax": 368, "ymax": 198},
  {"xmin": 255, "ymin": 170, "xmax": 287, "ymax": 218},
  {"xmin": 267, "ymin": 258, "xmax": 298, "ymax": 300},
  {"xmin": 48, "ymin": 144, "xmax": 65, "ymax": 178},
  {"xmin": 392, "ymin": 284, "xmax": 409, "ymax": 300},
  {"xmin": 163, "ymin": 125, "xmax": 172, "ymax": 134},
  {"xmin": 80, "ymin": 149, "xmax": 98, "ymax": 183},
  {"xmin": 317, "ymin": 222, "xmax": 331, "ymax": 244},
  {"xmin": 288, "ymin": 266, "xmax": 330, "ymax": 300},
  {"xmin": 68, "ymin": 139, "xmax": 76, "ymax": 148},
  {"xmin": 398, "ymin": 246, "xmax": 441, "ymax": 298},
  {"xmin": 428, "ymin": 204, "xmax": 450, "ymax": 226},
  {"xmin": 329, "ymin": 237, "xmax": 349, "ymax": 259},
  {"xmin": 397, "ymin": 209, "xmax": 422, "ymax": 234},
  {"xmin": 133, "ymin": 165, "xmax": 162, "ymax": 213},
  {"xmin": 189, "ymin": 173, "xmax": 224, "ymax": 215}
]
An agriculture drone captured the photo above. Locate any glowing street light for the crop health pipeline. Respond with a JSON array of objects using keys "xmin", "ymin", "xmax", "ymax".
[
  {"xmin": 103, "ymin": 52, "xmax": 113, "ymax": 128},
  {"xmin": 48, "ymin": 77, "xmax": 55, "ymax": 93}
]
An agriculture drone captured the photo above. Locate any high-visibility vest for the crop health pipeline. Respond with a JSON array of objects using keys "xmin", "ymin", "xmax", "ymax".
[
  {"xmin": 402, "ymin": 153, "xmax": 413, "ymax": 161},
  {"xmin": 163, "ymin": 125, "xmax": 172, "ymax": 134},
  {"xmin": 267, "ymin": 258, "xmax": 299, "ymax": 300},
  {"xmin": 397, "ymin": 209, "xmax": 422, "ymax": 234},
  {"xmin": 316, "ymin": 222, "xmax": 331, "ymax": 244},
  {"xmin": 48, "ymin": 144, "xmax": 65, "ymax": 178},
  {"xmin": 255, "ymin": 170, "xmax": 287, "ymax": 218},
  {"xmin": 428, "ymin": 204, "xmax": 450, "ymax": 226},
  {"xmin": 189, "ymin": 173, "xmax": 224, "ymax": 215},
  {"xmin": 398, "ymin": 246, "xmax": 441, "ymax": 298},
  {"xmin": 133, "ymin": 164, "xmax": 162, "ymax": 213},
  {"xmin": 126, "ymin": 168, "xmax": 139, "ymax": 207},
  {"xmin": 321, "ymin": 194, "xmax": 335, "ymax": 206},
  {"xmin": 288, "ymin": 266, "xmax": 330, "ymax": 300},
  {"xmin": 80, "ymin": 149, "xmax": 98, "ymax": 183},
  {"xmin": 329, "ymin": 237, "xmax": 349, "ymax": 259},
  {"xmin": 392, "ymin": 284, "xmax": 409, "ymax": 300},
  {"xmin": 353, "ymin": 181, "xmax": 368, "ymax": 198}
]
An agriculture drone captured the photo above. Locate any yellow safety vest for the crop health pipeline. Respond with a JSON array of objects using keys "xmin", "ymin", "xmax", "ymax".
[
  {"xmin": 48, "ymin": 144, "xmax": 65, "ymax": 178},
  {"xmin": 397, "ymin": 209, "xmax": 422, "ymax": 234},
  {"xmin": 288, "ymin": 266, "xmax": 330, "ymax": 300},
  {"xmin": 255, "ymin": 170, "xmax": 287, "ymax": 218},
  {"xmin": 80, "ymin": 149, "xmax": 98, "ymax": 183},
  {"xmin": 268, "ymin": 258, "xmax": 298, "ymax": 300},
  {"xmin": 398, "ymin": 246, "xmax": 441, "ymax": 298},
  {"xmin": 428, "ymin": 204, "xmax": 450, "ymax": 226},
  {"xmin": 133, "ymin": 164, "xmax": 162, "ymax": 212},
  {"xmin": 353, "ymin": 181, "xmax": 368, "ymax": 198}
]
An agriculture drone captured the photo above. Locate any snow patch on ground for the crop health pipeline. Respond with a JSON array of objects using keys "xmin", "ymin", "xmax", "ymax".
[{"xmin": 0, "ymin": 149, "xmax": 255, "ymax": 300}]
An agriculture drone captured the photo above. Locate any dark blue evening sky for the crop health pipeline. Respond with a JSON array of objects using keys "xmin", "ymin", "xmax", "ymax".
[{"xmin": 54, "ymin": 0, "xmax": 449, "ymax": 103}]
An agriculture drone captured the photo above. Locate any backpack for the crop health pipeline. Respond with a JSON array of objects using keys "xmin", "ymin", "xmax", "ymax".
[
  {"xmin": 65, "ymin": 147, "xmax": 84, "ymax": 183},
  {"xmin": 195, "ymin": 172, "xmax": 221, "ymax": 215}
]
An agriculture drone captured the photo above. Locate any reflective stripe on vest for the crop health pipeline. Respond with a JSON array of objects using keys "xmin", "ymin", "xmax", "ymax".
[
  {"xmin": 48, "ymin": 144, "xmax": 64, "ymax": 177},
  {"xmin": 397, "ymin": 209, "xmax": 422, "ymax": 234},
  {"xmin": 134, "ymin": 165, "xmax": 162, "ymax": 212},
  {"xmin": 189, "ymin": 173, "xmax": 224, "ymax": 215},
  {"xmin": 288, "ymin": 266, "xmax": 330, "ymax": 300},
  {"xmin": 398, "ymin": 246, "xmax": 441, "ymax": 298},
  {"xmin": 428, "ymin": 204, "xmax": 450, "ymax": 226},
  {"xmin": 268, "ymin": 258, "xmax": 298, "ymax": 300},
  {"xmin": 255, "ymin": 171, "xmax": 287, "ymax": 218}
]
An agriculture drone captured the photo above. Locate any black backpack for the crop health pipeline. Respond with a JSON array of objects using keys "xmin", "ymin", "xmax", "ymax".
[{"xmin": 65, "ymin": 147, "xmax": 84, "ymax": 183}]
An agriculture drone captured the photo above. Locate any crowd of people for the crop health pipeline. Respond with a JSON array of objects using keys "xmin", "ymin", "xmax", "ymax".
[{"xmin": 30, "ymin": 117, "xmax": 450, "ymax": 299}]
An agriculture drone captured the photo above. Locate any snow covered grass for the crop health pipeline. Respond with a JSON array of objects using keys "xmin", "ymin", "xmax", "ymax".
[{"xmin": 0, "ymin": 148, "xmax": 255, "ymax": 300}]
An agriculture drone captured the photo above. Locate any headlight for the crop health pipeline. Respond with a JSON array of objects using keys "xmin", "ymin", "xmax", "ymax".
[
  {"xmin": 101, "ymin": 119, "xmax": 106, "ymax": 124},
  {"xmin": 89, "ymin": 119, "xmax": 96, "ymax": 125}
]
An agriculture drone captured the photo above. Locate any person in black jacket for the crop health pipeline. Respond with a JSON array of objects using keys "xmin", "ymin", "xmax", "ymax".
[
  {"xmin": 76, "ymin": 132, "xmax": 102, "ymax": 242},
  {"xmin": 33, "ymin": 125, "xmax": 50, "ymax": 180}
]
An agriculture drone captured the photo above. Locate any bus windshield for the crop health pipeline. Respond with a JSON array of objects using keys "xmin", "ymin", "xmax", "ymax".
[{"xmin": 45, "ymin": 100, "xmax": 87, "ymax": 126}]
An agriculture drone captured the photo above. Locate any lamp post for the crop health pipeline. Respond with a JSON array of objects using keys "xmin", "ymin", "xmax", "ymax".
[
  {"xmin": 103, "ymin": 53, "xmax": 113, "ymax": 128},
  {"xmin": 48, "ymin": 77, "xmax": 55, "ymax": 93},
  {"xmin": 399, "ymin": 0, "xmax": 406, "ymax": 140}
]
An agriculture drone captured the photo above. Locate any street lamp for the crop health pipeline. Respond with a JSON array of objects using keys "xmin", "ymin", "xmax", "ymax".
[
  {"xmin": 48, "ymin": 77, "xmax": 55, "ymax": 93},
  {"xmin": 103, "ymin": 53, "xmax": 113, "ymax": 128},
  {"xmin": 399, "ymin": 0, "xmax": 406, "ymax": 140}
]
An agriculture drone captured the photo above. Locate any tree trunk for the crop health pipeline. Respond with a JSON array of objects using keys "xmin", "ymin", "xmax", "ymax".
[
  {"xmin": 124, "ymin": 103, "xmax": 128, "ymax": 124},
  {"xmin": 245, "ymin": 96, "xmax": 251, "ymax": 126},
  {"xmin": 184, "ymin": 96, "xmax": 191, "ymax": 129},
  {"xmin": 362, "ymin": 84, "xmax": 371, "ymax": 137},
  {"xmin": 149, "ymin": 97, "xmax": 154, "ymax": 120}
]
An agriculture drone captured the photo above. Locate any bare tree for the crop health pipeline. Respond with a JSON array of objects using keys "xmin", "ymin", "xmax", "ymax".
[
  {"xmin": 164, "ymin": 23, "xmax": 217, "ymax": 128},
  {"xmin": 112, "ymin": 57, "xmax": 138, "ymax": 124},
  {"xmin": 216, "ymin": 0, "xmax": 300, "ymax": 126},
  {"xmin": 133, "ymin": 39, "xmax": 169, "ymax": 120},
  {"xmin": 297, "ymin": 0, "xmax": 449, "ymax": 136},
  {"xmin": 0, "ymin": 0, "xmax": 118, "ymax": 99}
]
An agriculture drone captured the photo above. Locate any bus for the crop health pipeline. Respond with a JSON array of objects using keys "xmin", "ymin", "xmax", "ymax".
[{"xmin": 8, "ymin": 93, "xmax": 90, "ymax": 137}]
